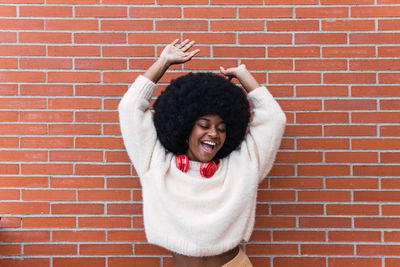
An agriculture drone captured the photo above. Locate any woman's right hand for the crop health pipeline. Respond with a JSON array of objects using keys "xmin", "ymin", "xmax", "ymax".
[{"xmin": 160, "ymin": 39, "xmax": 200, "ymax": 66}]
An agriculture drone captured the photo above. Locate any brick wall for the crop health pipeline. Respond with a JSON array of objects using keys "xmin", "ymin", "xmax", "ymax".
[{"xmin": 1, "ymin": 0, "xmax": 400, "ymax": 266}]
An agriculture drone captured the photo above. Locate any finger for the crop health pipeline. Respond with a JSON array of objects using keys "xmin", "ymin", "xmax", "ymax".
[
  {"xmin": 171, "ymin": 39, "xmax": 180, "ymax": 46},
  {"xmin": 182, "ymin": 40, "xmax": 195, "ymax": 52},
  {"xmin": 177, "ymin": 39, "xmax": 189, "ymax": 49}
]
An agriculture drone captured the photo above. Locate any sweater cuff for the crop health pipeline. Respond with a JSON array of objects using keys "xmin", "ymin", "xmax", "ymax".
[
  {"xmin": 247, "ymin": 86, "xmax": 274, "ymax": 107},
  {"xmin": 131, "ymin": 75, "xmax": 157, "ymax": 101}
]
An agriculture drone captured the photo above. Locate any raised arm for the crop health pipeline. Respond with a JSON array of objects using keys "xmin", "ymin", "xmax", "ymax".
[
  {"xmin": 144, "ymin": 39, "xmax": 200, "ymax": 83},
  {"xmin": 220, "ymin": 64, "xmax": 286, "ymax": 182}
]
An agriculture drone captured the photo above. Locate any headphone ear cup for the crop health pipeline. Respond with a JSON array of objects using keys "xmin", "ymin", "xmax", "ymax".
[
  {"xmin": 176, "ymin": 154, "xmax": 189, "ymax": 173},
  {"xmin": 200, "ymin": 159, "xmax": 220, "ymax": 178}
]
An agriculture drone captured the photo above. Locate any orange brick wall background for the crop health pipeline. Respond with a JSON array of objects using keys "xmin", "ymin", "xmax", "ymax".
[{"xmin": 1, "ymin": 0, "xmax": 400, "ymax": 266}]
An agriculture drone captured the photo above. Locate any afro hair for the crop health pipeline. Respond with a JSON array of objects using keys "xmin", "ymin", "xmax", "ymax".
[{"xmin": 153, "ymin": 72, "xmax": 251, "ymax": 159}]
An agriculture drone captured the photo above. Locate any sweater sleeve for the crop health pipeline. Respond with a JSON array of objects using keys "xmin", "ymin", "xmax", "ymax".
[
  {"xmin": 118, "ymin": 75, "xmax": 159, "ymax": 177},
  {"xmin": 233, "ymin": 86, "xmax": 286, "ymax": 183}
]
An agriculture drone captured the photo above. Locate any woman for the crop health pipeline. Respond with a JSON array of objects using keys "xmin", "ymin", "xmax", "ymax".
[{"xmin": 118, "ymin": 39, "xmax": 286, "ymax": 267}]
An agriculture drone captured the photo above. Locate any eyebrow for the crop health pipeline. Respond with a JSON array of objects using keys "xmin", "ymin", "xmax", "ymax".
[{"xmin": 198, "ymin": 118, "xmax": 226, "ymax": 124}]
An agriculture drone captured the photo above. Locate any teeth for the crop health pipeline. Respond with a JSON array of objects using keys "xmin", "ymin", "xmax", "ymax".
[{"xmin": 203, "ymin": 141, "xmax": 216, "ymax": 146}]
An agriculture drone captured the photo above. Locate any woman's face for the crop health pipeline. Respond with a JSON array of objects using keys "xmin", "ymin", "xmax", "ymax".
[{"xmin": 186, "ymin": 114, "xmax": 226, "ymax": 162}]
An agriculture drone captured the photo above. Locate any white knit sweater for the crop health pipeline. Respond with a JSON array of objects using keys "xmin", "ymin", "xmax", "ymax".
[{"xmin": 118, "ymin": 75, "xmax": 286, "ymax": 257}]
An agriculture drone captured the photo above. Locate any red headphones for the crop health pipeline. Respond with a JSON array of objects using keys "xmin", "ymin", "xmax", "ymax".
[{"xmin": 175, "ymin": 154, "xmax": 220, "ymax": 178}]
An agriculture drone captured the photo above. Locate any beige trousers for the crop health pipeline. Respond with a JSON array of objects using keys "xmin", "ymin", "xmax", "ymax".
[{"xmin": 221, "ymin": 247, "xmax": 253, "ymax": 267}]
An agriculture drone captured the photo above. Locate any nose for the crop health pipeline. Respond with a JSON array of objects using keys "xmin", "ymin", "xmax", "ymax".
[{"xmin": 207, "ymin": 126, "xmax": 217, "ymax": 138}]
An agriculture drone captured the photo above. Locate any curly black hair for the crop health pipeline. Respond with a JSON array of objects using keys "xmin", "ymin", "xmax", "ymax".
[{"xmin": 153, "ymin": 72, "xmax": 251, "ymax": 159}]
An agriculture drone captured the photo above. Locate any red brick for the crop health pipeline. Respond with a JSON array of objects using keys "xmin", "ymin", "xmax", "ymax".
[
  {"xmin": 329, "ymin": 258, "xmax": 382, "ymax": 267},
  {"xmin": 156, "ymin": 20, "xmax": 208, "ymax": 31},
  {"xmin": 53, "ymin": 258, "xmax": 105, "ymax": 267},
  {"xmin": 21, "ymin": 164, "xmax": 73, "ymax": 175},
  {"xmin": 49, "ymin": 124, "xmax": 101, "ymax": 135},
  {"xmin": 299, "ymin": 191, "xmax": 351, "ymax": 202},
  {"xmin": 108, "ymin": 257, "xmax": 160, "ymax": 267},
  {"xmin": 274, "ymin": 257, "xmax": 325, "ymax": 267},
  {"xmin": 269, "ymin": 72, "xmax": 321, "ymax": 84},
  {"xmin": 20, "ymin": 6, "xmax": 72, "ymax": 17},
  {"xmin": 379, "ymin": 46, "xmax": 400, "ymax": 57},
  {"xmin": 328, "ymin": 178, "xmax": 379, "ymax": 189},
  {"xmin": 23, "ymin": 217, "xmax": 76, "ymax": 228},
  {"xmin": 324, "ymin": 125, "xmax": 376, "ymax": 136},
  {"xmin": 329, "ymin": 231, "xmax": 381, "ymax": 242},
  {"xmin": 296, "ymin": 59, "xmax": 347, "ymax": 70},
  {"xmin": 20, "ymin": 111, "xmax": 72, "ymax": 122},
  {"xmin": 1, "ymin": 230, "xmax": 50, "ymax": 242},
  {"xmin": 75, "ymin": 164, "xmax": 130, "ymax": 175},
  {"xmin": 296, "ymin": 33, "xmax": 347, "ymax": 44},
  {"xmin": 75, "ymin": 111, "xmax": 118, "ymax": 122},
  {"xmin": 108, "ymin": 230, "xmax": 147, "ymax": 241},
  {"xmin": 323, "ymin": 46, "xmax": 375, "ymax": 57},
  {"xmin": 211, "ymin": 20, "xmax": 264, "ymax": 31},
  {"xmin": 211, "ymin": 0, "xmax": 262, "ymax": 3},
  {"xmin": 78, "ymin": 216, "xmax": 131, "ymax": 228},
  {"xmin": 75, "ymin": 6, "xmax": 127, "ymax": 17},
  {"xmin": 24, "ymin": 244, "xmax": 76, "ymax": 255},
  {"xmin": 21, "ymin": 137, "xmax": 73, "ymax": 148},
  {"xmin": 0, "ymin": 5, "xmax": 16, "ymax": 16},
  {"xmin": 284, "ymin": 125, "xmax": 322, "ymax": 137},
  {"xmin": 274, "ymin": 231, "xmax": 325, "ymax": 242},
  {"xmin": 107, "ymin": 203, "xmax": 142, "ymax": 214},
  {"xmin": 48, "ymin": 71, "xmax": 100, "ymax": 83},
  {"xmin": 351, "ymin": 59, "xmax": 400, "ymax": 70},
  {"xmin": 352, "ymin": 112, "xmax": 400, "ymax": 123},
  {"xmin": 80, "ymin": 244, "xmax": 132, "ymax": 255},
  {"xmin": 324, "ymin": 73, "xmax": 376, "ymax": 84},
  {"xmin": 296, "ymin": 7, "xmax": 348, "ymax": 18},
  {"xmin": 75, "ymin": 33, "xmax": 126, "ymax": 44},
  {"xmin": 382, "ymin": 152, "xmax": 400, "ymax": 162},
  {"xmin": 352, "ymin": 6, "xmax": 400, "ymax": 17},
  {"xmin": 1, "ymin": 149, "xmax": 46, "ymax": 163},
  {"xmin": 297, "ymin": 138, "xmax": 349, "ymax": 149},
  {"xmin": 48, "ymin": 45, "xmax": 100, "ymax": 57},
  {"xmin": 184, "ymin": 7, "xmax": 235, "ymax": 18},
  {"xmin": 326, "ymin": 152, "xmax": 378, "ymax": 163},
  {"xmin": 239, "ymin": 7, "xmax": 292, "ymax": 18},
  {"xmin": 47, "ymin": 19, "xmax": 98, "ymax": 31},
  {"xmin": 381, "ymin": 100, "xmax": 400, "ymax": 110},
  {"xmin": 240, "ymin": 33, "xmax": 292, "ymax": 44},
  {"xmin": 0, "ymin": 259, "xmax": 49, "ymax": 267},
  {"xmin": 297, "ymin": 85, "xmax": 348, "ymax": 97},
  {"xmin": 101, "ymin": 20, "xmax": 152, "ymax": 31},
  {"xmin": 387, "ymin": 258, "xmax": 400, "ymax": 267},
  {"xmin": 0, "ymin": 19, "xmax": 43, "ymax": 30},
  {"xmin": 50, "ymin": 177, "xmax": 104, "ymax": 188},
  {"xmin": 327, "ymin": 204, "xmax": 379, "ymax": 215},
  {"xmin": 322, "ymin": 19, "xmax": 375, "ymax": 31},
  {"xmin": 300, "ymin": 217, "xmax": 351, "ymax": 228},
  {"xmin": 52, "ymin": 204, "xmax": 104, "ymax": 215},
  {"xmin": 20, "ymin": 32, "xmax": 71, "ymax": 43},
  {"xmin": 271, "ymin": 204, "xmax": 323, "ymax": 215},
  {"xmin": 0, "ymin": 202, "xmax": 49, "ymax": 214},
  {"xmin": 22, "ymin": 190, "xmax": 75, "ymax": 201},
  {"xmin": 358, "ymin": 244, "xmax": 400, "ymax": 255},
  {"xmin": 302, "ymin": 244, "xmax": 354, "ymax": 255},
  {"xmin": 351, "ymin": 33, "xmax": 400, "ymax": 44},
  {"xmin": 266, "ymin": 0, "xmax": 317, "ymax": 3},
  {"xmin": 298, "ymin": 165, "xmax": 350, "ymax": 176},
  {"xmin": 0, "ymin": 176, "xmax": 47, "ymax": 188},
  {"xmin": 269, "ymin": 46, "xmax": 320, "ymax": 57},
  {"xmin": 246, "ymin": 243, "xmax": 298, "ymax": 255},
  {"xmin": 270, "ymin": 177, "xmax": 323, "ymax": 189}
]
